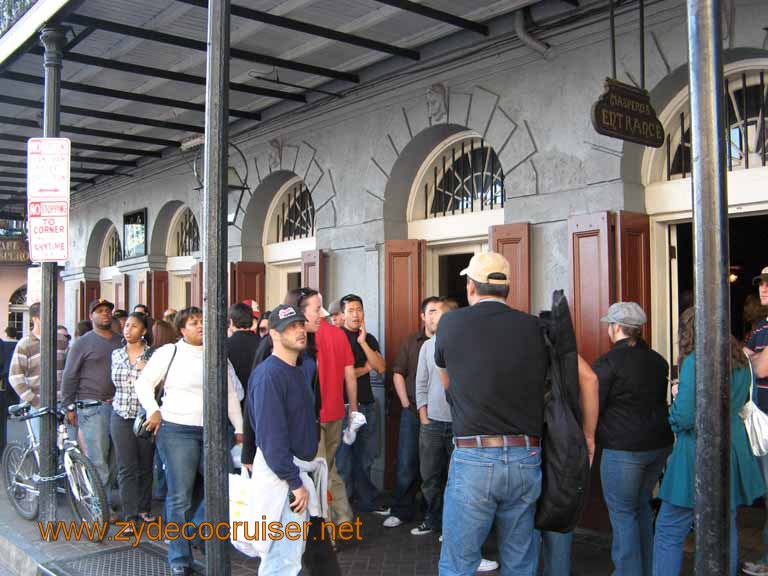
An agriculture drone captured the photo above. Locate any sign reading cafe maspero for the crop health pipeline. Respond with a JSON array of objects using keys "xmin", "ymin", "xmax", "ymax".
[{"xmin": 592, "ymin": 79, "xmax": 665, "ymax": 148}]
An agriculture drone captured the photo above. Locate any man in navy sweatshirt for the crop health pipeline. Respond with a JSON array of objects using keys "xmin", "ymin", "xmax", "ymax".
[{"xmin": 248, "ymin": 304, "xmax": 318, "ymax": 576}]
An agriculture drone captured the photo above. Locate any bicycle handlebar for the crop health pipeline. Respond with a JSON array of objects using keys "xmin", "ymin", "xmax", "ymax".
[{"xmin": 8, "ymin": 400, "xmax": 103, "ymax": 421}]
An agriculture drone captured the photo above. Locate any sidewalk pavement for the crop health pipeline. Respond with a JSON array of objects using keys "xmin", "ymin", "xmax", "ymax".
[{"xmin": 2, "ymin": 492, "xmax": 765, "ymax": 576}]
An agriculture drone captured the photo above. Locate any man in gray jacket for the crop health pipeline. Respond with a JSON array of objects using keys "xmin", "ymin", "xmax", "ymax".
[{"xmin": 61, "ymin": 299, "xmax": 122, "ymax": 498}]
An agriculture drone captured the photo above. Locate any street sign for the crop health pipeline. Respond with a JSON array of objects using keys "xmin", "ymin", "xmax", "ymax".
[
  {"xmin": 27, "ymin": 138, "xmax": 70, "ymax": 262},
  {"xmin": 591, "ymin": 79, "xmax": 665, "ymax": 148}
]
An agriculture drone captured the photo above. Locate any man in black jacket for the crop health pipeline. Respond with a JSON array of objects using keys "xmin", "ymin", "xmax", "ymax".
[{"xmin": 227, "ymin": 302, "xmax": 261, "ymax": 401}]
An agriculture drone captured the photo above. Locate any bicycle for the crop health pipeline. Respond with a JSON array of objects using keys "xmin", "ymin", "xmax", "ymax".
[{"xmin": 2, "ymin": 400, "xmax": 109, "ymax": 538}]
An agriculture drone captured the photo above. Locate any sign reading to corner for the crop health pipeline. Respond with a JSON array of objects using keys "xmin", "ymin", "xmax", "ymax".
[
  {"xmin": 27, "ymin": 138, "xmax": 70, "ymax": 262},
  {"xmin": 592, "ymin": 79, "xmax": 665, "ymax": 148}
]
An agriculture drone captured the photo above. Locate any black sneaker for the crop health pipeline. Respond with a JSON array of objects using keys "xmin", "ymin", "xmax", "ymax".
[
  {"xmin": 371, "ymin": 505, "xmax": 391, "ymax": 516},
  {"xmin": 410, "ymin": 522, "xmax": 433, "ymax": 536}
]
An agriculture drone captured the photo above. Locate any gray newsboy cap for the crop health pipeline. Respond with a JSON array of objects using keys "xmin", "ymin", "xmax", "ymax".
[{"xmin": 600, "ymin": 302, "xmax": 647, "ymax": 328}]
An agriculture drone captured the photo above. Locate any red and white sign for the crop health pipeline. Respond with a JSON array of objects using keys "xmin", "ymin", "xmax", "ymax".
[{"xmin": 27, "ymin": 138, "xmax": 70, "ymax": 262}]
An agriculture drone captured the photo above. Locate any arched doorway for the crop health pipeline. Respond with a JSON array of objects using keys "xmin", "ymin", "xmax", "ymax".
[
  {"xmin": 640, "ymin": 59, "xmax": 768, "ymax": 369},
  {"xmin": 165, "ymin": 206, "xmax": 200, "ymax": 311}
]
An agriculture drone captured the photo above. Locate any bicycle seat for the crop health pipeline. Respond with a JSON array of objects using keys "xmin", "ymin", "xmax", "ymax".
[{"xmin": 8, "ymin": 402, "xmax": 31, "ymax": 417}]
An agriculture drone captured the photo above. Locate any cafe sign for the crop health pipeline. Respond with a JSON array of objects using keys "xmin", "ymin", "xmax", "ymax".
[
  {"xmin": 0, "ymin": 238, "xmax": 29, "ymax": 263},
  {"xmin": 592, "ymin": 79, "xmax": 665, "ymax": 148}
]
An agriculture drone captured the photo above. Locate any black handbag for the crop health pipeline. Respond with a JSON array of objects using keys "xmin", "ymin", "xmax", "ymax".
[{"xmin": 133, "ymin": 344, "xmax": 177, "ymax": 439}]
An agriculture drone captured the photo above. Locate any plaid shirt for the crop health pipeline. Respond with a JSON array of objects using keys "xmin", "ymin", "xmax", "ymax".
[{"xmin": 111, "ymin": 345, "xmax": 147, "ymax": 419}]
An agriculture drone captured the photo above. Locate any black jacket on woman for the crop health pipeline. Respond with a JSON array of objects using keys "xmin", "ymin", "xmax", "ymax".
[{"xmin": 592, "ymin": 338, "xmax": 674, "ymax": 451}]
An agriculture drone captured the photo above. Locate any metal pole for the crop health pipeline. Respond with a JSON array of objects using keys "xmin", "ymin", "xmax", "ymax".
[
  {"xmin": 202, "ymin": 0, "xmax": 230, "ymax": 573},
  {"xmin": 38, "ymin": 25, "xmax": 65, "ymax": 531},
  {"xmin": 609, "ymin": 0, "xmax": 616, "ymax": 79},
  {"xmin": 639, "ymin": 0, "xmax": 645, "ymax": 89},
  {"xmin": 686, "ymin": 1, "xmax": 731, "ymax": 574}
]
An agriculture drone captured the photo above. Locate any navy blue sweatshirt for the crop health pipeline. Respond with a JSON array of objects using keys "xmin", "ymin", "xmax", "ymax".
[{"xmin": 247, "ymin": 354, "xmax": 318, "ymax": 490}]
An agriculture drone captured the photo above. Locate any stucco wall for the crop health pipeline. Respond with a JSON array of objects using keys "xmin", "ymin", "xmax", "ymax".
[{"xmin": 64, "ymin": 0, "xmax": 768, "ymax": 340}]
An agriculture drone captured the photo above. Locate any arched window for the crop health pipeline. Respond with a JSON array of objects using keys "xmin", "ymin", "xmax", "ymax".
[
  {"xmin": 8, "ymin": 285, "xmax": 27, "ymax": 335},
  {"xmin": 267, "ymin": 179, "xmax": 315, "ymax": 244},
  {"xmin": 664, "ymin": 68, "xmax": 768, "ymax": 180},
  {"xmin": 100, "ymin": 226, "xmax": 122, "ymax": 267},
  {"xmin": 414, "ymin": 136, "xmax": 504, "ymax": 220},
  {"xmin": 171, "ymin": 208, "xmax": 200, "ymax": 257}
]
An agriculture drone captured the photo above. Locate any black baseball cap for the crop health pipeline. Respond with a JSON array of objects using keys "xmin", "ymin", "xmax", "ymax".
[
  {"xmin": 268, "ymin": 304, "xmax": 307, "ymax": 332},
  {"xmin": 88, "ymin": 298, "xmax": 114, "ymax": 314}
]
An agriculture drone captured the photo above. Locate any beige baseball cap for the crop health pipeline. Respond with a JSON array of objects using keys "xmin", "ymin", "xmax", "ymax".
[{"xmin": 460, "ymin": 252, "xmax": 510, "ymax": 285}]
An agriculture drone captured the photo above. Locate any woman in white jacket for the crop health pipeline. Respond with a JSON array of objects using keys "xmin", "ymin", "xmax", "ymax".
[{"xmin": 135, "ymin": 307, "xmax": 244, "ymax": 576}]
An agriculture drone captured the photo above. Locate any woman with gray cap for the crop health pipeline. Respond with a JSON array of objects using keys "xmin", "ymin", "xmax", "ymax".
[{"xmin": 592, "ymin": 301, "xmax": 674, "ymax": 576}]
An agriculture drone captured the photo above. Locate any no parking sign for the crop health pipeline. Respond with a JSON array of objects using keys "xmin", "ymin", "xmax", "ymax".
[{"xmin": 27, "ymin": 138, "xmax": 70, "ymax": 262}]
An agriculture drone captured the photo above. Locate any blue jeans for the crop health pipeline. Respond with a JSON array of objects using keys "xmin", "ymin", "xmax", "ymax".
[
  {"xmin": 77, "ymin": 402, "xmax": 114, "ymax": 492},
  {"xmin": 156, "ymin": 421, "xmax": 206, "ymax": 569},
  {"xmin": 758, "ymin": 454, "xmax": 768, "ymax": 563},
  {"xmin": 336, "ymin": 402, "xmax": 379, "ymax": 512},
  {"xmin": 439, "ymin": 444, "xmax": 541, "ymax": 576},
  {"xmin": 419, "ymin": 420, "xmax": 453, "ymax": 530},
  {"xmin": 601, "ymin": 447, "xmax": 670, "ymax": 576},
  {"xmin": 538, "ymin": 530, "xmax": 573, "ymax": 576},
  {"xmin": 390, "ymin": 408, "xmax": 420, "ymax": 521},
  {"xmin": 258, "ymin": 496, "xmax": 308, "ymax": 575},
  {"xmin": 652, "ymin": 501, "xmax": 738, "ymax": 576}
]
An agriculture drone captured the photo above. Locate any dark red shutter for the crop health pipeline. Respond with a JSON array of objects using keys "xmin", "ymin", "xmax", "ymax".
[
  {"xmin": 489, "ymin": 223, "xmax": 530, "ymax": 312},
  {"xmin": 383, "ymin": 240, "xmax": 426, "ymax": 489},
  {"xmin": 229, "ymin": 262, "xmax": 266, "ymax": 314},
  {"xmin": 148, "ymin": 271, "xmax": 169, "ymax": 319},
  {"xmin": 190, "ymin": 262, "xmax": 203, "ymax": 308},
  {"xmin": 615, "ymin": 211, "xmax": 652, "ymax": 342},
  {"xmin": 301, "ymin": 250, "xmax": 325, "ymax": 293},
  {"xmin": 78, "ymin": 280, "xmax": 100, "ymax": 321}
]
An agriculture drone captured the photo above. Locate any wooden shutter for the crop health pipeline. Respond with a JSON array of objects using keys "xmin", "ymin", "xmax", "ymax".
[
  {"xmin": 190, "ymin": 262, "xmax": 203, "ymax": 308},
  {"xmin": 615, "ymin": 211, "xmax": 652, "ymax": 342},
  {"xmin": 383, "ymin": 240, "xmax": 426, "ymax": 488},
  {"xmin": 112, "ymin": 274, "xmax": 129, "ymax": 311},
  {"xmin": 568, "ymin": 212, "xmax": 615, "ymax": 364},
  {"xmin": 489, "ymin": 223, "xmax": 530, "ymax": 312},
  {"xmin": 569, "ymin": 212, "xmax": 613, "ymax": 533},
  {"xmin": 78, "ymin": 280, "xmax": 100, "ymax": 321},
  {"xmin": 148, "ymin": 271, "xmax": 169, "ymax": 319},
  {"xmin": 229, "ymin": 262, "xmax": 266, "ymax": 313},
  {"xmin": 301, "ymin": 250, "xmax": 324, "ymax": 293}
]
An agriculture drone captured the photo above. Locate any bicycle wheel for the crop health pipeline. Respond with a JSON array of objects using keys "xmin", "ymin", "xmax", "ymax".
[
  {"xmin": 65, "ymin": 450, "xmax": 108, "ymax": 537},
  {"xmin": 1, "ymin": 441, "xmax": 39, "ymax": 520}
]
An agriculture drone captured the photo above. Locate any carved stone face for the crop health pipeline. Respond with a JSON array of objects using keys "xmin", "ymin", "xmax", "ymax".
[
  {"xmin": 426, "ymin": 83, "xmax": 447, "ymax": 123},
  {"xmin": 268, "ymin": 138, "xmax": 282, "ymax": 170}
]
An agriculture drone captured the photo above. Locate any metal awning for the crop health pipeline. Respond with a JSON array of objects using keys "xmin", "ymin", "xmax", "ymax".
[{"xmin": 0, "ymin": 0, "xmax": 542, "ymax": 213}]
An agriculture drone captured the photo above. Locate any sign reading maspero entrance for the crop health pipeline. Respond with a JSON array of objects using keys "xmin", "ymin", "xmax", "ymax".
[
  {"xmin": 27, "ymin": 138, "xmax": 70, "ymax": 262},
  {"xmin": 592, "ymin": 79, "xmax": 665, "ymax": 148}
]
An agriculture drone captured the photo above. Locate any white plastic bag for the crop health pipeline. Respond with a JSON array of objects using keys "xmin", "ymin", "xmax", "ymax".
[
  {"xmin": 228, "ymin": 467, "xmax": 261, "ymax": 557},
  {"xmin": 740, "ymin": 353, "xmax": 768, "ymax": 457}
]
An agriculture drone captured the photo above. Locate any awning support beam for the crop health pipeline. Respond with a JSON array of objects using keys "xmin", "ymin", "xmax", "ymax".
[
  {"xmin": 0, "ymin": 71, "xmax": 261, "ymax": 120},
  {"xmin": 372, "ymin": 0, "xmax": 489, "ymax": 35},
  {"xmin": 0, "ymin": 94, "xmax": 205, "ymax": 133},
  {"xmin": 0, "ymin": 131, "xmax": 162, "ymax": 157},
  {"xmin": 175, "ymin": 0, "xmax": 420, "ymax": 60},
  {"xmin": 27, "ymin": 48, "xmax": 307, "ymax": 102},
  {"xmin": 63, "ymin": 14, "xmax": 359, "ymax": 83}
]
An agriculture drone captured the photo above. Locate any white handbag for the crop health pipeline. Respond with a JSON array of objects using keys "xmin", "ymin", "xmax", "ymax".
[{"xmin": 739, "ymin": 352, "xmax": 768, "ymax": 457}]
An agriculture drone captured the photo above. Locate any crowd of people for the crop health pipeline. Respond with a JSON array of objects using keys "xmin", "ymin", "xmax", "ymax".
[{"xmin": 0, "ymin": 257, "xmax": 767, "ymax": 576}]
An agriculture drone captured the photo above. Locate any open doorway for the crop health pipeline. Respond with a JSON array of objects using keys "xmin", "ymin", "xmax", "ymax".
[
  {"xmin": 672, "ymin": 213, "xmax": 768, "ymax": 364},
  {"xmin": 439, "ymin": 253, "xmax": 472, "ymax": 307}
]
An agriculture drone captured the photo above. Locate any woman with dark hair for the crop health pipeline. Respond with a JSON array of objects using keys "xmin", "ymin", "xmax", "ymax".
[
  {"xmin": 151, "ymin": 320, "xmax": 178, "ymax": 349},
  {"xmin": 136, "ymin": 307, "xmax": 243, "ymax": 575},
  {"xmin": 652, "ymin": 307, "xmax": 764, "ymax": 576},
  {"xmin": 75, "ymin": 319, "xmax": 92, "ymax": 339},
  {"xmin": 110, "ymin": 312, "xmax": 155, "ymax": 528}
]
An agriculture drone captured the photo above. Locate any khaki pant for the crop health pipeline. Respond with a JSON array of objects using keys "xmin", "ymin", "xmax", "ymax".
[{"xmin": 317, "ymin": 419, "xmax": 353, "ymax": 524}]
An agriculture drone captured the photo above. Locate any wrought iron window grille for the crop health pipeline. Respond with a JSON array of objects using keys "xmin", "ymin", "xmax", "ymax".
[
  {"xmin": 276, "ymin": 183, "xmax": 314, "ymax": 242},
  {"xmin": 106, "ymin": 229, "xmax": 122, "ymax": 267},
  {"xmin": 666, "ymin": 69, "xmax": 768, "ymax": 180},
  {"xmin": 421, "ymin": 137, "xmax": 504, "ymax": 219},
  {"xmin": 175, "ymin": 208, "xmax": 200, "ymax": 256}
]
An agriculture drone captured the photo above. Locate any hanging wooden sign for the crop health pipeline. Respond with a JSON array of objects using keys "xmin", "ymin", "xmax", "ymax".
[{"xmin": 592, "ymin": 79, "xmax": 665, "ymax": 148}]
